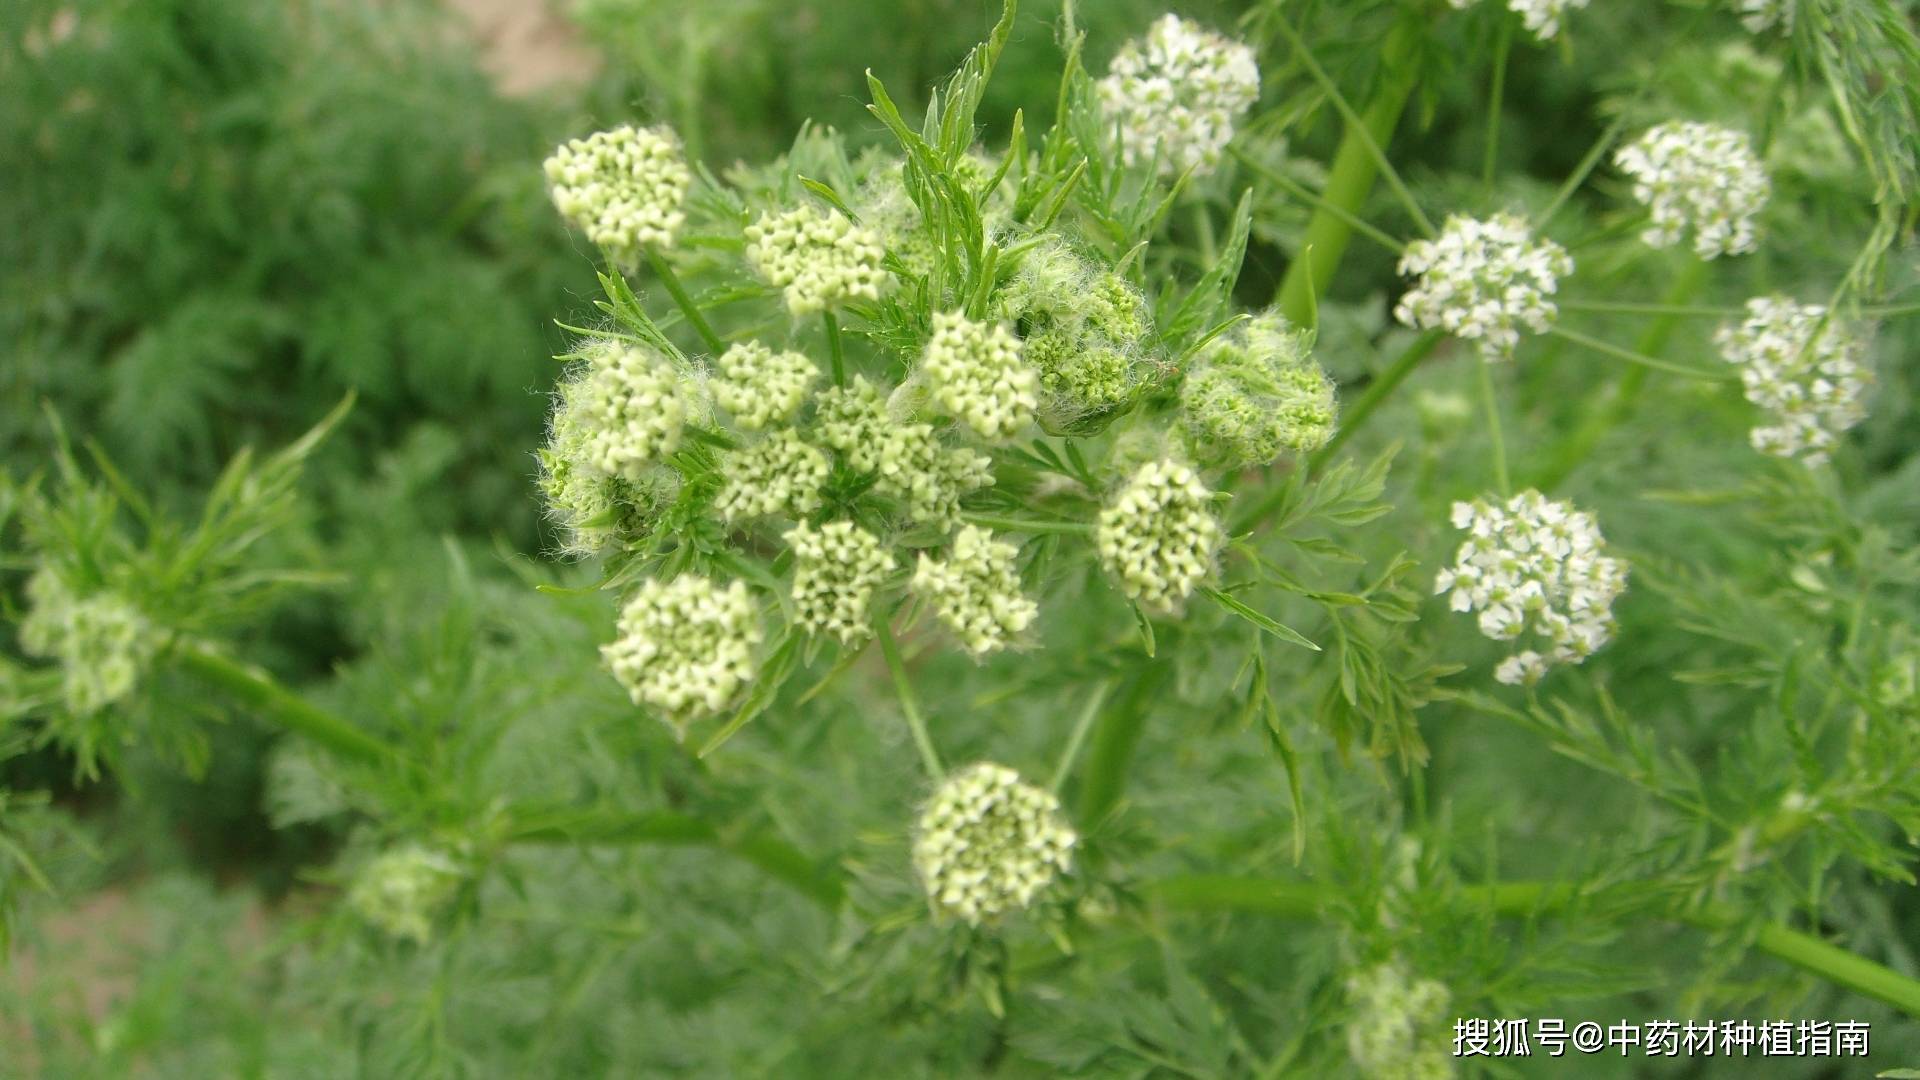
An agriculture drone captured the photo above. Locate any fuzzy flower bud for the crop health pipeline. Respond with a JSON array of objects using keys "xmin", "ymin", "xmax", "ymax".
[
  {"xmin": 1394, "ymin": 214, "xmax": 1572, "ymax": 361},
  {"xmin": 539, "ymin": 372, "xmax": 677, "ymax": 557},
  {"xmin": 786, "ymin": 520, "xmax": 897, "ymax": 644},
  {"xmin": 1714, "ymin": 296, "xmax": 1872, "ymax": 466},
  {"xmin": 1179, "ymin": 312, "xmax": 1336, "ymax": 468},
  {"xmin": 1097, "ymin": 460, "xmax": 1223, "ymax": 615},
  {"xmin": 744, "ymin": 205, "xmax": 888, "ymax": 315},
  {"xmin": 711, "ymin": 341, "xmax": 818, "ymax": 430},
  {"xmin": 1615, "ymin": 122, "xmax": 1771, "ymax": 258},
  {"xmin": 602, "ymin": 575, "xmax": 762, "ymax": 731},
  {"xmin": 1345, "ymin": 962, "xmax": 1457, "ymax": 1079},
  {"xmin": 1449, "ymin": 0, "xmax": 1589, "ymax": 41},
  {"xmin": 18, "ymin": 570, "xmax": 158, "ymax": 716},
  {"xmin": 817, "ymin": 378, "xmax": 995, "ymax": 528},
  {"xmin": 569, "ymin": 342, "xmax": 687, "ymax": 481},
  {"xmin": 713, "ymin": 430, "xmax": 830, "ymax": 523},
  {"xmin": 921, "ymin": 311, "xmax": 1038, "ymax": 440},
  {"xmin": 1096, "ymin": 14, "xmax": 1260, "ymax": 177},
  {"xmin": 1435, "ymin": 491, "xmax": 1628, "ymax": 684},
  {"xmin": 911, "ymin": 526, "xmax": 1038, "ymax": 656},
  {"xmin": 912, "ymin": 762, "xmax": 1076, "ymax": 925},
  {"xmin": 543, "ymin": 125, "xmax": 691, "ymax": 260},
  {"xmin": 997, "ymin": 239, "xmax": 1153, "ymax": 414},
  {"xmin": 348, "ymin": 845, "xmax": 464, "ymax": 945}
]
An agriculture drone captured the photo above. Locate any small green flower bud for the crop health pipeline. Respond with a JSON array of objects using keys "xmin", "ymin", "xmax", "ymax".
[
  {"xmin": 1345, "ymin": 961, "xmax": 1456, "ymax": 1079},
  {"xmin": 714, "ymin": 429, "xmax": 830, "ymax": 523},
  {"xmin": 348, "ymin": 845, "xmax": 464, "ymax": 945},
  {"xmin": 786, "ymin": 520, "xmax": 897, "ymax": 644},
  {"xmin": 817, "ymin": 377, "xmax": 994, "ymax": 529},
  {"xmin": 913, "ymin": 762, "xmax": 1076, "ymax": 925},
  {"xmin": 911, "ymin": 526, "xmax": 1037, "ymax": 656},
  {"xmin": 920, "ymin": 310, "xmax": 1038, "ymax": 440},
  {"xmin": 744, "ymin": 204, "xmax": 888, "ymax": 315},
  {"xmin": 544, "ymin": 125, "xmax": 691, "ymax": 261},
  {"xmin": 711, "ymin": 341, "xmax": 818, "ymax": 430},
  {"xmin": 1177, "ymin": 312, "xmax": 1335, "ymax": 468},
  {"xmin": 18, "ymin": 570, "xmax": 158, "ymax": 715},
  {"xmin": 1097, "ymin": 460, "xmax": 1223, "ymax": 615},
  {"xmin": 602, "ymin": 575, "xmax": 763, "ymax": 733}
]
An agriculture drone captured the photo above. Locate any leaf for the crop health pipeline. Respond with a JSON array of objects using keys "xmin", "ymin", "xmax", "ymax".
[
  {"xmin": 1201, "ymin": 586, "xmax": 1320, "ymax": 651},
  {"xmin": 698, "ymin": 630, "xmax": 804, "ymax": 758}
]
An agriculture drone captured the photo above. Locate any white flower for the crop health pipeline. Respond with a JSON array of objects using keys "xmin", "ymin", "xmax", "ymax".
[
  {"xmin": 544, "ymin": 125, "xmax": 691, "ymax": 260},
  {"xmin": 1714, "ymin": 296, "xmax": 1873, "ymax": 466},
  {"xmin": 17, "ymin": 570, "xmax": 158, "ymax": 715},
  {"xmin": 602, "ymin": 576, "xmax": 763, "ymax": 731},
  {"xmin": 1435, "ymin": 491, "xmax": 1628, "ymax": 684},
  {"xmin": 570, "ymin": 341, "xmax": 687, "ymax": 481},
  {"xmin": 786, "ymin": 520, "xmax": 897, "ymax": 644},
  {"xmin": 711, "ymin": 342, "xmax": 818, "ymax": 430},
  {"xmin": 1097, "ymin": 460, "xmax": 1223, "ymax": 615},
  {"xmin": 1096, "ymin": 14, "xmax": 1260, "ymax": 176},
  {"xmin": 911, "ymin": 526, "xmax": 1038, "ymax": 656},
  {"xmin": 1394, "ymin": 214, "xmax": 1572, "ymax": 361},
  {"xmin": 1449, "ymin": 0, "xmax": 1590, "ymax": 41},
  {"xmin": 816, "ymin": 377, "xmax": 995, "ymax": 528},
  {"xmin": 1737, "ymin": 0, "xmax": 1793, "ymax": 34},
  {"xmin": 348, "ymin": 845, "xmax": 464, "ymax": 945},
  {"xmin": 713, "ymin": 429, "xmax": 830, "ymax": 522},
  {"xmin": 912, "ymin": 762, "xmax": 1076, "ymax": 925},
  {"xmin": 1345, "ymin": 961, "xmax": 1457, "ymax": 1079},
  {"xmin": 920, "ymin": 311, "xmax": 1038, "ymax": 440},
  {"xmin": 1615, "ymin": 122, "xmax": 1771, "ymax": 259},
  {"xmin": 744, "ymin": 205, "xmax": 888, "ymax": 315}
]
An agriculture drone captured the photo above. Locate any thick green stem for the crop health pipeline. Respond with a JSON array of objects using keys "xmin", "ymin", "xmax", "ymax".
[
  {"xmin": 876, "ymin": 618, "xmax": 945, "ymax": 780},
  {"xmin": 508, "ymin": 803, "xmax": 845, "ymax": 911},
  {"xmin": 1275, "ymin": 24, "xmax": 1421, "ymax": 324},
  {"xmin": 1530, "ymin": 259, "xmax": 1710, "ymax": 489},
  {"xmin": 823, "ymin": 311, "xmax": 846, "ymax": 387},
  {"xmin": 645, "ymin": 248, "xmax": 724, "ymax": 354},
  {"xmin": 1148, "ymin": 875, "xmax": 1920, "ymax": 1018},
  {"xmin": 176, "ymin": 645, "xmax": 399, "ymax": 768}
]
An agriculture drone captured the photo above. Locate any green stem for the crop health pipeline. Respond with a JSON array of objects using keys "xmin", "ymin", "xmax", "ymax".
[
  {"xmin": 1477, "ymin": 353, "xmax": 1510, "ymax": 496},
  {"xmin": 959, "ymin": 512, "xmax": 1092, "ymax": 537},
  {"xmin": 876, "ymin": 618, "xmax": 944, "ymax": 780},
  {"xmin": 1275, "ymin": 23, "xmax": 1422, "ymax": 323},
  {"xmin": 176, "ymin": 645, "xmax": 399, "ymax": 769},
  {"xmin": 508, "ymin": 803, "xmax": 845, "ymax": 911},
  {"xmin": 1297, "ymin": 329, "xmax": 1445, "ymax": 477},
  {"xmin": 1050, "ymin": 681, "xmax": 1114, "ymax": 793},
  {"xmin": 1076, "ymin": 667, "xmax": 1165, "ymax": 827},
  {"xmin": 1147, "ymin": 875, "xmax": 1920, "ymax": 1018},
  {"xmin": 1530, "ymin": 259, "xmax": 1713, "ymax": 489},
  {"xmin": 645, "ymin": 248, "xmax": 724, "ymax": 354},
  {"xmin": 1482, "ymin": 18, "xmax": 1512, "ymax": 191},
  {"xmin": 823, "ymin": 311, "xmax": 846, "ymax": 387}
]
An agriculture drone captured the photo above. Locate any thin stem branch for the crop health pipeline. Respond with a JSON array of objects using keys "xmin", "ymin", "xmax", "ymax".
[
  {"xmin": 876, "ymin": 617, "xmax": 945, "ymax": 780},
  {"xmin": 1559, "ymin": 299, "xmax": 1740, "ymax": 317},
  {"xmin": 1536, "ymin": 110, "xmax": 1631, "ymax": 228},
  {"xmin": 1547, "ymin": 325, "xmax": 1735, "ymax": 382},
  {"xmin": 1477, "ymin": 353, "xmax": 1510, "ymax": 496},
  {"xmin": 1482, "ymin": 18, "xmax": 1512, "ymax": 191},
  {"xmin": 1050, "ymin": 681, "xmax": 1115, "ymax": 793},
  {"xmin": 176, "ymin": 644, "xmax": 400, "ymax": 769},
  {"xmin": 823, "ymin": 310, "xmax": 847, "ymax": 387},
  {"xmin": 1229, "ymin": 147, "xmax": 1406, "ymax": 256},
  {"xmin": 960, "ymin": 512, "xmax": 1092, "ymax": 537},
  {"xmin": 644, "ymin": 249, "xmax": 724, "ymax": 353}
]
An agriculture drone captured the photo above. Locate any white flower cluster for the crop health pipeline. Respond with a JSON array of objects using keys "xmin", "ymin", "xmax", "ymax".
[
  {"xmin": 544, "ymin": 125, "xmax": 691, "ymax": 261},
  {"xmin": 1097, "ymin": 460, "xmax": 1223, "ymax": 615},
  {"xmin": 1096, "ymin": 14, "xmax": 1260, "ymax": 177},
  {"xmin": 786, "ymin": 521, "xmax": 897, "ymax": 644},
  {"xmin": 1434, "ymin": 491, "xmax": 1628, "ymax": 685},
  {"xmin": 1737, "ymin": 0, "xmax": 1793, "ymax": 34},
  {"xmin": 744, "ymin": 205, "xmax": 888, "ymax": 316},
  {"xmin": 571, "ymin": 342, "xmax": 687, "ymax": 481},
  {"xmin": 911, "ymin": 526, "xmax": 1038, "ymax": 656},
  {"xmin": 711, "ymin": 341, "xmax": 817, "ymax": 430},
  {"xmin": 713, "ymin": 430, "xmax": 829, "ymax": 522},
  {"xmin": 920, "ymin": 311, "xmax": 1038, "ymax": 440},
  {"xmin": 912, "ymin": 762, "xmax": 1076, "ymax": 925},
  {"xmin": 1394, "ymin": 213, "xmax": 1572, "ymax": 361},
  {"xmin": 1449, "ymin": 0, "xmax": 1589, "ymax": 41},
  {"xmin": 1346, "ymin": 962, "xmax": 1456, "ymax": 1080},
  {"xmin": 1615, "ymin": 122, "xmax": 1771, "ymax": 259},
  {"xmin": 817, "ymin": 378, "xmax": 994, "ymax": 528},
  {"xmin": 348, "ymin": 845, "xmax": 464, "ymax": 945},
  {"xmin": 1714, "ymin": 296, "xmax": 1872, "ymax": 466},
  {"xmin": 602, "ymin": 575, "xmax": 763, "ymax": 730},
  {"xmin": 18, "ymin": 570, "xmax": 158, "ymax": 715}
]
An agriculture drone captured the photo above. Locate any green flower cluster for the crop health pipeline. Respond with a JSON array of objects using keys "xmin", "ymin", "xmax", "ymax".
[
  {"xmin": 912, "ymin": 762, "xmax": 1076, "ymax": 925},
  {"xmin": 996, "ymin": 237, "xmax": 1155, "ymax": 417},
  {"xmin": 18, "ymin": 570, "xmax": 159, "ymax": 716},
  {"xmin": 1177, "ymin": 312, "xmax": 1336, "ymax": 468},
  {"xmin": 348, "ymin": 845, "xmax": 465, "ymax": 945}
]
